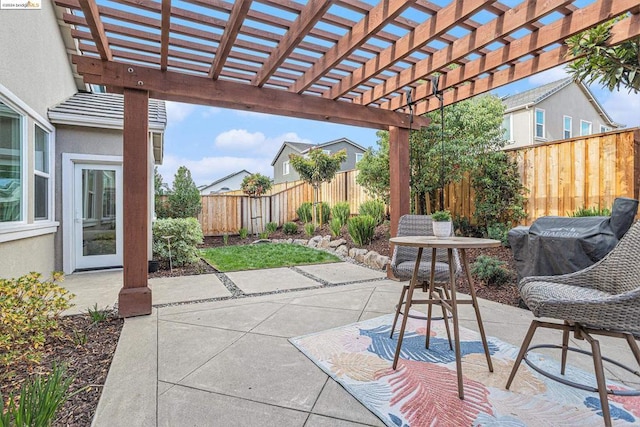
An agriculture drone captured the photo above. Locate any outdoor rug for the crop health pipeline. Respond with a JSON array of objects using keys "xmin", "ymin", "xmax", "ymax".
[{"xmin": 289, "ymin": 313, "xmax": 640, "ymax": 426}]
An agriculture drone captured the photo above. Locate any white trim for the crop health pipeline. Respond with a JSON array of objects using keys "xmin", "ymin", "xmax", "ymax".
[
  {"xmin": 502, "ymin": 114, "xmax": 514, "ymax": 143},
  {"xmin": 0, "ymin": 83, "xmax": 52, "ymax": 128},
  {"xmin": 580, "ymin": 120, "xmax": 592, "ymax": 136},
  {"xmin": 0, "ymin": 222, "xmax": 58, "ymax": 243},
  {"xmin": 48, "ymin": 112, "xmax": 166, "ymax": 131},
  {"xmin": 534, "ymin": 108, "xmax": 545, "ymax": 139},
  {"xmin": 563, "ymin": 115, "xmax": 572, "ymax": 139},
  {"xmin": 283, "ymin": 160, "xmax": 290, "ymax": 176},
  {"xmin": 62, "ymin": 153, "xmax": 123, "ymax": 274}
]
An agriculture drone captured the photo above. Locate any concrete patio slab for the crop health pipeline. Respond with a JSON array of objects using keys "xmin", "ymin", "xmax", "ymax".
[
  {"xmin": 312, "ymin": 379, "xmax": 385, "ymax": 426},
  {"xmin": 288, "ymin": 288, "xmax": 375, "ymax": 311},
  {"xmin": 226, "ymin": 267, "xmax": 320, "ymax": 293},
  {"xmin": 297, "ymin": 262, "xmax": 386, "ymax": 284},
  {"xmin": 62, "ymin": 270, "xmax": 122, "ymax": 315},
  {"xmin": 149, "ymin": 274, "xmax": 231, "ymax": 305},
  {"xmin": 305, "ymin": 414, "xmax": 375, "ymax": 427},
  {"xmin": 251, "ymin": 304, "xmax": 362, "ymax": 338}
]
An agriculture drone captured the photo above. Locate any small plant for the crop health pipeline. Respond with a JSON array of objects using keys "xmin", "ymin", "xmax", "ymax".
[
  {"xmin": 259, "ymin": 231, "xmax": 270, "ymax": 239},
  {"xmin": 431, "ymin": 210, "xmax": 452, "ymax": 222},
  {"xmin": 239, "ymin": 228, "xmax": 249, "ymax": 239},
  {"xmin": 71, "ymin": 328, "xmax": 88, "ymax": 346},
  {"xmin": 152, "ymin": 218, "xmax": 204, "ymax": 267},
  {"xmin": 487, "ymin": 222, "xmax": 510, "ymax": 246},
  {"xmin": 329, "ymin": 217, "xmax": 343, "ymax": 237},
  {"xmin": 331, "ymin": 202, "xmax": 350, "ymax": 226},
  {"xmin": 222, "ymin": 233, "xmax": 229, "ymax": 245},
  {"xmin": 283, "ymin": 222, "xmax": 298, "ymax": 235},
  {"xmin": 348, "ymin": 215, "xmax": 376, "ymax": 246},
  {"xmin": 297, "ymin": 202, "xmax": 313, "ymax": 223},
  {"xmin": 471, "ymin": 255, "xmax": 512, "ymax": 286},
  {"xmin": 359, "ymin": 200, "xmax": 385, "ymax": 225},
  {"xmin": 304, "ymin": 222, "xmax": 316, "ymax": 237},
  {"xmin": 1, "ymin": 363, "xmax": 74, "ymax": 427},
  {"xmin": 569, "ymin": 205, "xmax": 611, "ymax": 217},
  {"xmin": 87, "ymin": 303, "xmax": 110, "ymax": 324},
  {"xmin": 266, "ymin": 222, "xmax": 278, "ymax": 234},
  {"xmin": 315, "ymin": 202, "xmax": 331, "ymax": 225}
]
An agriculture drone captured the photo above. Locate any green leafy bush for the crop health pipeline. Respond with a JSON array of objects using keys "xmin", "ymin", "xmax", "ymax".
[
  {"xmin": 569, "ymin": 205, "xmax": 611, "ymax": 217},
  {"xmin": 239, "ymin": 228, "xmax": 248, "ymax": 239},
  {"xmin": 331, "ymin": 202, "xmax": 350, "ymax": 226},
  {"xmin": 359, "ymin": 200, "xmax": 385, "ymax": 226},
  {"xmin": 330, "ymin": 218, "xmax": 343, "ymax": 237},
  {"xmin": 348, "ymin": 215, "xmax": 376, "ymax": 246},
  {"xmin": 283, "ymin": 222, "xmax": 298, "ymax": 235},
  {"xmin": 431, "ymin": 210, "xmax": 452, "ymax": 222},
  {"xmin": 471, "ymin": 255, "xmax": 512, "ymax": 286},
  {"xmin": 304, "ymin": 222, "xmax": 316, "ymax": 237},
  {"xmin": 0, "ymin": 272, "xmax": 74, "ymax": 368},
  {"xmin": 454, "ymin": 216, "xmax": 483, "ymax": 237},
  {"xmin": 152, "ymin": 218, "xmax": 204, "ymax": 267},
  {"xmin": 167, "ymin": 166, "xmax": 202, "ymax": 218},
  {"xmin": 487, "ymin": 222, "xmax": 510, "ymax": 246},
  {"xmin": 1, "ymin": 363, "xmax": 73, "ymax": 427},
  {"xmin": 259, "ymin": 231, "xmax": 270, "ymax": 239},
  {"xmin": 297, "ymin": 202, "xmax": 313, "ymax": 223},
  {"xmin": 266, "ymin": 222, "xmax": 278, "ymax": 234}
]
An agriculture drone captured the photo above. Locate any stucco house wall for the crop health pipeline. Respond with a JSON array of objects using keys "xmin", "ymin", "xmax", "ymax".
[
  {"xmin": 273, "ymin": 145, "xmax": 304, "ymax": 184},
  {"xmin": 0, "ymin": 1, "xmax": 79, "ymax": 278}
]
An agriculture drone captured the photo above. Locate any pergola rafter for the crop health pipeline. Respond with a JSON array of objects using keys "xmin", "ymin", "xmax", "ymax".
[{"xmin": 55, "ymin": 0, "xmax": 640, "ymax": 316}]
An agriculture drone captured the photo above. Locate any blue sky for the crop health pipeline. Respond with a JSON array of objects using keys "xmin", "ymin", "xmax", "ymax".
[{"xmin": 158, "ymin": 65, "xmax": 640, "ymax": 187}]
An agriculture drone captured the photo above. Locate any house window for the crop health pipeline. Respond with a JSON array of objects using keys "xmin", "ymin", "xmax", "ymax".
[
  {"xmin": 283, "ymin": 160, "xmax": 290, "ymax": 175},
  {"xmin": 355, "ymin": 153, "xmax": 363, "ymax": 163},
  {"xmin": 600, "ymin": 125, "xmax": 611, "ymax": 133},
  {"xmin": 34, "ymin": 124, "xmax": 50, "ymax": 220},
  {"xmin": 502, "ymin": 115, "xmax": 512, "ymax": 142},
  {"xmin": 535, "ymin": 108, "xmax": 545, "ymax": 139},
  {"xmin": 323, "ymin": 149, "xmax": 331, "ymax": 155},
  {"xmin": 580, "ymin": 120, "xmax": 592, "ymax": 136},
  {"xmin": 563, "ymin": 116, "xmax": 572, "ymax": 139},
  {"xmin": 0, "ymin": 100, "xmax": 23, "ymax": 223}
]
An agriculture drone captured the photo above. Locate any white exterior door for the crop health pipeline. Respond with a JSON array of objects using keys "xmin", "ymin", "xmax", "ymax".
[{"xmin": 73, "ymin": 163, "xmax": 123, "ymax": 270}]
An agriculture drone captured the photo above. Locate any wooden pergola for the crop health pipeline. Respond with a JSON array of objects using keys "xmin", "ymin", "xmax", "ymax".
[{"xmin": 54, "ymin": 0, "xmax": 640, "ymax": 316}]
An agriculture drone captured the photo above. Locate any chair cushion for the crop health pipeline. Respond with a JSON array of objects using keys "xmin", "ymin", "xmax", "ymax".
[{"xmin": 393, "ymin": 260, "xmax": 452, "ymax": 283}]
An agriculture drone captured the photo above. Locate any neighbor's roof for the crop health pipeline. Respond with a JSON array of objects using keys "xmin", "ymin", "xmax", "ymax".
[
  {"xmin": 201, "ymin": 169, "xmax": 252, "ymax": 189},
  {"xmin": 48, "ymin": 92, "xmax": 167, "ymax": 130},
  {"xmin": 502, "ymin": 78, "xmax": 618, "ymax": 126},
  {"xmin": 270, "ymin": 137, "xmax": 365, "ymax": 166}
]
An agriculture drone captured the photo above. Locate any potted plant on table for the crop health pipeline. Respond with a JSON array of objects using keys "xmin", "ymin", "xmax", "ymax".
[{"xmin": 431, "ymin": 210, "xmax": 452, "ymax": 238}]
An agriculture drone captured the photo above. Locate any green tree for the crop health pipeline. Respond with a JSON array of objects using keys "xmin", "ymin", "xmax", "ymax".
[
  {"xmin": 357, "ymin": 95, "xmax": 506, "ymax": 213},
  {"xmin": 167, "ymin": 166, "xmax": 201, "ymax": 218},
  {"xmin": 154, "ymin": 167, "xmax": 169, "ymax": 219},
  {"xmin": 241, "ymin": 173, "xmax": 273, "ymax": 235},
  {"xmin": 289, "ymin": 148, "xmax": 347, "ymax": 227},
  {"xmin": 566, "ymin": 16, "xmax": 639, "ymax": 93}
]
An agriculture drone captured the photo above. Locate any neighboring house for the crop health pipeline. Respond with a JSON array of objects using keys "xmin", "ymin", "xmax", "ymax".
[
  {"xmin": 271, "ymin": 137, "xmax": 366, "ymax": 184},
  {"xmin": 0, "ymin": 4, "xmax": 166, "ymax": 278},
  {"xmin": 501, "ymin": 78, "xmax": 620, "ymax": 149},
  {"xmin": 199, "ymin": 169, "xmax": 252, "ymax": 195}
]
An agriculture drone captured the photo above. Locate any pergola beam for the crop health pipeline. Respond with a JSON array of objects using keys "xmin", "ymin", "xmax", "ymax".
[
  {"xmin": 327, "ymin": 0, "xmax": 487, "ymax": 100},
  {"xmin": 209, "ymin": 0, "xmax": 253, "ymax": 79},
  {"xmin": 415, "ymin": 12, "xmax": 640, "ymax": 115},
  {"xmin": 355, "ymin": 0, "xmax": 574, "ymax": 107},
  {"xmin": 291, "ymin": 0, "xmax": 417, "ymax": 94},
  {"xmin": 160, "ymin": 0, "xmax": 171, "ymax": 71},
  {"xmin": 73, "ymin": 56, "xmax": 428, "ymax": 129},
  {"xmin": 383, "ymin": 0, "xmax": 640, "ymax": 112},
  {"xmin": 77, "ymin": 0, "xmax": 112, "ymax": 61}
]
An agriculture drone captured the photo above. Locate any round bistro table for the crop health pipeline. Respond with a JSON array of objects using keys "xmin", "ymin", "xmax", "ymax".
[{"xmin": 388, "ymin": 235, "xmax": 501, "ymax": 399}]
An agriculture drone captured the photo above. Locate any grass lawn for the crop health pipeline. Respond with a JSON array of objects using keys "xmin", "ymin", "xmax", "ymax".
[{"xmin": 200, "ymin": 243, "xmax": 341, "ymax": 272}]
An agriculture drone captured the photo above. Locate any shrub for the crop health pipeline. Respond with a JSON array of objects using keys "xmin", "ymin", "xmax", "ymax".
[
  {"xmin": 487, "ymin": 222, "xmax": 511, "ymax": 246},
  {"xmin": 359, "ymin": 200, "xmax": 385, "ymax": 226},
  {"xmin": 266, "ymin": 222, "xmax": 278, "ymax": 234},
  {"xmin": 569, "ymin": 205, "xmax": 611, "ymax": 217},
  {"xmin": 282, "ymin": 222, "xmax": 298, "ymax": 235},
  {"xmin": 471, "ymin": 255, "xmax": 512, "ymax": 286},
  {"xmin": 304, "ymin": 222, "xmax": 316, "ymax": 237},
  {"xmin": 329, "ymin": 218, "xmax": 343, "ymax": 237},
  {"xmin": 297, "ymin": 202, "xmax": 313, "ymax": 223},
  {"xmin": 331, "ymin": 202, "xmax": 350, "ymax": 226},
  {"xmin": 316, "ymin": 202, "xmax": 331, "ymax": 225},
  {"xmin": 259, "ymin": 231, "xmax": 270, "ymax": 239},
  {"xmin": 348, "ymin": 215, "xmax": 376, "ymax": 246},
  {"xmin": 0, "ymin": 272, "xmax": 74, "ymax": 368},
  {"xmin": 1, "ymin": 363, "xmax": 73, "ymax": 427},
  {"xmin": 152, "ymin": 218, "xmax": 204, "ymax": 267},
  {"xmin": 238, "ymin": 228, "xmax": 248, "ymax": 239},
  {"xmin": 453, "ymin": 216, "xmax": 482, "ymax": 237},
  {"xmin": 167, "ymin": 166, "xmax": 202, "ymax": 218}
]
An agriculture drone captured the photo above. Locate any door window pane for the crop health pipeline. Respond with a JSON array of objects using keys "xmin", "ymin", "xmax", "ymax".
[
  {"xmin": 0, "ymin": 101, "xmax": 22, "ymax": 223},
  {"xmin": 82, "ymin": 169, "xmax": 117, "ymax": 256}
]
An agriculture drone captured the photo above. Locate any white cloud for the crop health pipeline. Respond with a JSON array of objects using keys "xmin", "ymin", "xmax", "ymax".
[
  {"xmin": 213, "ymin": 130, "xmax": 312, "ymax": 156},
  {"xmin": 602, "ymin": 90, "xmax": 640, "ymax": 128},
  {"xmin": 527, "ymin": 66, "xmax": 570, "ymax": 85},
  {"xmin": 165, "ymin": 101, "xmax": 196, "ymax": 124}
]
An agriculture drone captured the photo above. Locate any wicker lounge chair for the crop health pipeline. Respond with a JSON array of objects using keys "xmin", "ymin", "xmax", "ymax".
[
  {"xmin": 506, "ymin": 220, "xmax": 640, "ymax": 427},
  {"xmin": 389, "ymin": 214, "xmax": 461, "ymax": 338}
]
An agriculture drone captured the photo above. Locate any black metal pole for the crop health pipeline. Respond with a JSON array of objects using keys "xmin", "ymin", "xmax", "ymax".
[{"xmin": 439, "ymin": 94, "xmax": 445, "ymax": 210}]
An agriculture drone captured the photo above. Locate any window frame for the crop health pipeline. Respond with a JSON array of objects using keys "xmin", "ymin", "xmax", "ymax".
[
  {"xmin": 600, "ymin": 125, "xmax": 611, "ymax": 133},
  {"xmin": 282, "ymin": 160, "xmax": 290, "ymax": 175},
  {"xmin": 534, "ymin": 108, "xmax": 545, "ymax": 139},
  {"xmin": 355, "ymin": 152, "xmax": 363, "ymax": 163},
  {"xmin": 502, "ymin": 114, "xmax": 513, "ymax": 143},
  {"xmin": 34, "ymin": 123, "xmax": 52, "ymax": 221},
  {"xmin": 563, "ymin": 115, "xmax": 572, "ymax": 139},
  {"xmin": 580, "ymin": 120, "xmax": 592, "ymax": 136}
]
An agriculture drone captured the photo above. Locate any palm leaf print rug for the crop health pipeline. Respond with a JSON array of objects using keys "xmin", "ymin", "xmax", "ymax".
[{"xmin": 290, "ymin": 313, "xmax": 640, "ymax": 426}]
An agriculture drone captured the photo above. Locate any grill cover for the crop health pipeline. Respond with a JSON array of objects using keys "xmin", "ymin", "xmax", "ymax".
[{"xmin": 509, "ymin": 197, "xmax": 638, "ymax": 278}]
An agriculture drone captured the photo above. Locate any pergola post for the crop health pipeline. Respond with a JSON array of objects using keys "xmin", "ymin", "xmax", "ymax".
[
  {"xmin": 118, "ymin": 88, "xmax": 152, "ymax": 317},
  {"xmin": 389, "ymin": 126, "xmax": 411, "ymax": 237}
]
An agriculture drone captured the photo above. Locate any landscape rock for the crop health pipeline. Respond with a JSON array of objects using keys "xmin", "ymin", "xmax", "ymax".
[
  {"xmin": 335, "ymin": 245, "xmax": 349, "ymax": 257},
  {"xmin": 328, "ymin": 238, "xmax": 346, "ymax": 248},
  {"xmin": 308, "ymin": 236, "xmax": 322, "ymax": 248},
  {"xmin": 293, "ymin": 239, "xmax": 308, "ymax": 245},
  {"xmin": 320, "ymin": 235, "xmax": 331, "ymax": 248},
  {"xmin": 350, "ymin": 248, "xmax": 368, "ymax": 263},
  {"xmin": 251, "ymin": 239, "xmax": 271, "ymax": 244}
]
